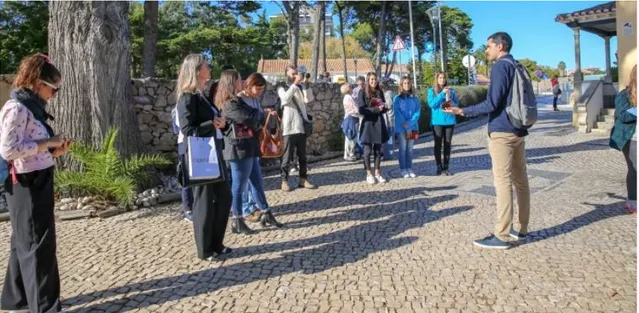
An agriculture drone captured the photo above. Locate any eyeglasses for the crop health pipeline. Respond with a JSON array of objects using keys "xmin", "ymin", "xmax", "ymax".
[{"xmin": 40, "ymin": 80, "xmax": 61, "ymax": 94}]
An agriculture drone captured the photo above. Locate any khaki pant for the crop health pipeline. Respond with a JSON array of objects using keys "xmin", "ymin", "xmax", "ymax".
[{"xmin": 488, "ymin": 132, "xmax": 531, "ymax": 240}]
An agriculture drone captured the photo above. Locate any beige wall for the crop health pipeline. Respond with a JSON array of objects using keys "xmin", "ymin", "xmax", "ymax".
[
  {"xmin": 0, "ymin": 75, "xmax": 14, "ymax": 106},
  {"xmin": 617, "ymin": 0, "xmax": 637, "ymax": 89}
]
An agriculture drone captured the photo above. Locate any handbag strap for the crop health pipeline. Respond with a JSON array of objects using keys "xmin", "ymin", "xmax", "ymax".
[{"xmin": 287, "ymin": 85, "xmax": 306, "ymax": 120}]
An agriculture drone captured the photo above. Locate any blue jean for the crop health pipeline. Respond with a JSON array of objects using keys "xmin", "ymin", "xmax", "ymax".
[
  {"xmin": 181, "ymin": 187, "xmax": 193, "ymax": 213},
  {"xmin": 397, "ymin": 134, "xmax": 415, "ymax": 170},
  {"xmin": 242, "ymin": 181, "xmax": 271, "ymax": 217},
  {"xmin": 230, "ymin": 157, "xmax": 269, "ymax": 218},
  {"xmin": 383, "ymin": 127, "xmax": 394, "ymax": 159}
]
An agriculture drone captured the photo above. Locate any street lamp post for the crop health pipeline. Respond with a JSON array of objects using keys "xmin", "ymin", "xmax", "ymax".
[{"xmin": 426, "ymin": 5, "xmax": 445, "ymax": 73}]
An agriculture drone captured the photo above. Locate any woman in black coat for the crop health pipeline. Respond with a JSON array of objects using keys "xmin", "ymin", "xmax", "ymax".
[
  {"xmin": 215, "ymin": 69, "xmax": 272, "ymax": 235},
  {"xmin": 357, "ymin": 72, "xmax": 389, "ymax": 184},
  {"xmin": 176, "ymin": 54, "xmax": 232, "ymax": 261}
]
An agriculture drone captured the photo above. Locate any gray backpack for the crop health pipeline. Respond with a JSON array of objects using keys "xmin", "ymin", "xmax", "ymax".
[{"xmin": 500, "ymin": 58, "xmax": 537, "ymax": 129}]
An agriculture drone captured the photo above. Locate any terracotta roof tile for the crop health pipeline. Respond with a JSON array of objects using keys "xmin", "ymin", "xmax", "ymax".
[{"xmin": 257, "ymin": 59, "xmax": 409, "ymax": 75}]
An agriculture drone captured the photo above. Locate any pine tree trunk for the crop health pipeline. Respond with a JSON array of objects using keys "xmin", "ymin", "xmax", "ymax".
[
  {"xmin": 319, "ymin": 3, "xmax": 327, "ymax": 74},
  {"xmin": 142, "ymin": 0, "xmax": 158, "ymax": 78},
  {"xmin": 283, "ymin": 1, "xmax": 300, "ymax": 68},
  {"xmin": 375, "ymin": 2, "xmax": 387, "ymax": 77},
  {"xmin": 310, "ymin": 3, "xmax": 322, "ymax": 82},
  {"xmin": 336, "ymin": 2, "xmax": 348, "ymax": 80},
  {"xmin": 48, "ymin": 1, "xmax": 142, "ymax": 162}
]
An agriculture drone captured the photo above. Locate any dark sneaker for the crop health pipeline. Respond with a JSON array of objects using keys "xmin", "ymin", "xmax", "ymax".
[
  {"xmin": 184, "ymin": 211, "xmax": 193, "ymax": 223},
  {"xmin": 509, "ymin": 229, "xmax": 528, "ymax": 240},
  {"xmin": 473, "ymin": 235, "xmax": 511, "ymax": 249}
]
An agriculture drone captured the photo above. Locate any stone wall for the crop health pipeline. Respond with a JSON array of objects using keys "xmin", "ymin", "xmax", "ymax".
[
  {"xmin": 0, "ymin": 76, "xmax": 345, "ymax": 157},
  {"xmin": 133, "ymin": 79, "xmax": 345, "ymax": 157}
]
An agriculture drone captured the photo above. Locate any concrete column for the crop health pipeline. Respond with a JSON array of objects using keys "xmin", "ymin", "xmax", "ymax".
[
  {"xmin": 572, "ymin": 27, "xmax": 583, "ymax": 103},
  {"xmin": 604, "ymin": 36, "xmax": 612, "ymax": 82}
]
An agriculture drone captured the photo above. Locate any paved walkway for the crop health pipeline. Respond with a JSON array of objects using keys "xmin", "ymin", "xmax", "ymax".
[{"xmin": 0, "ymin": 98, "xmax": 635, "ymax": 313}]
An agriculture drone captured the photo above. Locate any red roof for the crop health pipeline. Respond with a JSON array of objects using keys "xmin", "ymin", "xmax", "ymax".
[{"xmin": 257, "ymin": 59, "xmax": 409, "ymax": 75}]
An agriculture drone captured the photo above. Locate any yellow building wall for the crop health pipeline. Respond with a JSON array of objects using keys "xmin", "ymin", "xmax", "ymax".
[{"xmin": 617, "ymin": 0, "xmax": 637, "ymax": 89}]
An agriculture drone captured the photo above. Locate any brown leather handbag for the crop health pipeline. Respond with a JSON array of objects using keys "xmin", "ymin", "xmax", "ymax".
[{"xmin": 259, "ymin": 109, "xmax": 284, "ymax": 158}]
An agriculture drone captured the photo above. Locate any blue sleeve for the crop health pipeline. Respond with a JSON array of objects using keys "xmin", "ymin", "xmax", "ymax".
[
  {"xmin": 171, "ymin": 107, "xmax": 180, "ymax": 135},
  {"xmin": 427, "ymin": 88, "xmax": 445, "ymax": 109},
  {"xmin": 462, "ymin": 62, "xmax": 511, "ymax": 117},
  {"xmin": 410, "ymin": 98, "xmax": 421, "ymax": 124}
]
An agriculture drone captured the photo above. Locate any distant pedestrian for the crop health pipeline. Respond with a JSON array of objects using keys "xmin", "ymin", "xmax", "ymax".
[{"xmin": 551, "ymin": 75, "xmax": 561, "ymax": 111}]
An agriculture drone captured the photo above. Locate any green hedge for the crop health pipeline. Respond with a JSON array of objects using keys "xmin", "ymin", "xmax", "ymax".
[{"xmin": 417, "ymin": 85, "xmax": 488, "ymax": 133}]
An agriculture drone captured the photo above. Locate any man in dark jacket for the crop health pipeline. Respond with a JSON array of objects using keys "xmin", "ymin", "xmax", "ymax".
[{"xmin": 445, "ymin": 32, "xmax": 530, "ymax": 249}]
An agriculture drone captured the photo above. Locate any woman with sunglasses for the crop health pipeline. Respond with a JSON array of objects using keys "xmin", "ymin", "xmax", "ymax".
[{"xmin": 0, "ymin": 53, "xmax": 71, "ymax": 313}]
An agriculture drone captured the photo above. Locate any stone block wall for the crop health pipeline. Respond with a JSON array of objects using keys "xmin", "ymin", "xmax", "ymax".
[{"xmin": 133, "ymin": 79, "xmax": 346, "ymax": 157}]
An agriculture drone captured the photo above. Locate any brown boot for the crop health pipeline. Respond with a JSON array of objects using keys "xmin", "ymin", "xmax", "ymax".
[
  {"xmin": 299, "ymin": 177, "xmax": 317, "ymax": 189},
  {"xmin": 281, "ymin": 180, "xmax": 292, "ymax": 192},
  {"xmin": 245, "ymin": 210, "xmax": 262, "ymax": 223}
]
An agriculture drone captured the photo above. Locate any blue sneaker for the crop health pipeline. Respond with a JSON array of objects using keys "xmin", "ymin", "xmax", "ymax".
[
  {"xmin": 509, "ymin": 229, "xmax": 528, "ymax": 240},
  {"xmin": 473, "ymin": 235, "xmax": 511, "ymax": 249},
  {"xmin": 184, "ymin": 211, "xmax": 193, "ymax": 223}
]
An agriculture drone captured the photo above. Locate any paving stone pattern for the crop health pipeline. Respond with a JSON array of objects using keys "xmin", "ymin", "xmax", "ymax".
[{"xmin": 0, "ymin": 100, "xmax": 635, "ymax": 313}]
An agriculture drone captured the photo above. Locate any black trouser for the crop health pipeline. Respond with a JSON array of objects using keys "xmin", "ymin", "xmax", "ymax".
[
  {"xmin": 363, "ymin": 143, "xmax": 382, "ymax": 171},
  {"xmin": 553, "ymin": 95, "xmax": 559, "ymax": 110},
  {"xmin": 281, "ymin": 133, "xmax": 308, "ymax": 180},
  {"xmin": 191, "ymin": 181, "xmax": 232, "ymax": 259},
  {"xmin": 622, "ymin": 141, "xmax": 637, "ymax": 201},
  {"xmin": 1, "ymin": 167, "xmax": 61, "ymax": 313},
  {"xmin": 433, "ymin": 125, "xmax": 455, "ymax": 168}
]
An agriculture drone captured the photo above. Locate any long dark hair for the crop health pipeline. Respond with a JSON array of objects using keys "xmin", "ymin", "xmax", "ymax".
[
  {"xmin": 364, "ymin": 72, "xmax": 383, "ymax": 102},
  {"xmin": 214, "ymin": 69, "xmax": 241, "ymax": 111},
  {"xmin": 433, "ymin": 72, "xmax": 448, "ymax": 95}
]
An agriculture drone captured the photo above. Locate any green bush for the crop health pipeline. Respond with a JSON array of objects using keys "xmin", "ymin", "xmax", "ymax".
[
  {"xmin": 417, "ymin": 85, "xmax": 488, "ymax": 133},
  {"xmin": 55, "ymin": 128, "xmax": 171, "ymax": 207}
]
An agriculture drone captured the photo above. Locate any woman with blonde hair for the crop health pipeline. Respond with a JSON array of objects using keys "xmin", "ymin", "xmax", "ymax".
[
  {"xmin": 393, "ymin": 77, "xmax": 421, "ymax": 178},
  {"xmin": 175, "ymin": 54, "xmax": 232, "ymax": 260},
  {"xmin": 610, "ymin": 64, "xmax": 637, "ymax": 213},
  {"xmin": 216, "ymin": 70, "xmax": 267, "ymax": 234},
  {"xmin": 0, "ymin": 53, "xmax": 70, "ymax": 313}
]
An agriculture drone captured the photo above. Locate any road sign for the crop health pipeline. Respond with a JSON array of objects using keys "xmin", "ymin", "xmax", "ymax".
[
  {"xmin": 392, "ymin": 36, "xmax": 406, "ymax": 52},
  {"xmin": 462, "ymin": 54, "xmax": 476, "ymax": 68}
]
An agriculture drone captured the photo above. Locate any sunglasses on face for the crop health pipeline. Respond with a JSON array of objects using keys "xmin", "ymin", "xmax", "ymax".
[{"xmin": 41, "ymin": 80, "xmax": 61, "ymax": 94}]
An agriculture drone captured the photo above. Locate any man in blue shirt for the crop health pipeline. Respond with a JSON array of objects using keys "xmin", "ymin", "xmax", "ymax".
[{"xmin": 445, "ymin": 32, "xmax": 531, "ymax": 249}]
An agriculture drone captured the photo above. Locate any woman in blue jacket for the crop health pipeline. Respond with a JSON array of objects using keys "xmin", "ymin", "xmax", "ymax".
[
  {"xmin": 393, "ymin": 77, "xmax": 421, "ymax": 178},
  {"xmin": 427, "ymin": 72, "xmax": 459, "ymax": 175}
]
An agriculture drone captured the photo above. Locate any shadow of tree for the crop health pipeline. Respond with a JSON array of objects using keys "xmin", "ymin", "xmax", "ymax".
[{"xmin": 63, "ymin": 197, "xmax": 471, "ymax": 312}]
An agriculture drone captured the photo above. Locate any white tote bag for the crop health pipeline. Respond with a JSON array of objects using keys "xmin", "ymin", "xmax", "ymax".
[{"xmin": 186, "ymin": 136, "xmax": 222, "ymax": 180}]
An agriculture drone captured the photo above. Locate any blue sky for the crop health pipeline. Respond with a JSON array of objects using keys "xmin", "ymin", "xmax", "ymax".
[{"xmin": 256, "ymin": 1, "xmax": 616, "ymax": 70}]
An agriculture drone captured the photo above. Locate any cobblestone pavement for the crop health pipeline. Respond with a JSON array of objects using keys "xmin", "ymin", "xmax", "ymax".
[{"xmin": 0, "ymin": 99, "xmax": 635, "ymax": 313}]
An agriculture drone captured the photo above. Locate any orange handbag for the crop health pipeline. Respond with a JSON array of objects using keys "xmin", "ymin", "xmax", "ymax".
[{"xmin": 259, "ymin": 109, "xmax": 284, "ymax": 158}]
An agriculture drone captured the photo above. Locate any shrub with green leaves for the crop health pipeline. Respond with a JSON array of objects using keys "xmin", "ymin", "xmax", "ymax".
[
  {"xmin": 418, "ymin": 85, "xmax": 489, "ymax": 133},
  {"xmin": 55, "ymin": 128, "xmax": 171, "ymax": 208}
]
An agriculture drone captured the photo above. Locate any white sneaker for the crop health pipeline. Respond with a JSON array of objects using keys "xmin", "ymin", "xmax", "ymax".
[
  {"xmin": 408, "ymin": 170, "xmax": 417, "ymax": 178},
  {"xmin": 401, "ymin": 170, "xmax": 410, "ymax": 178},
  {"xmin": 366, "ymin": 175, "xmax": 376, "ymax": 184},
  {"xmin": 375, "ymin": 174, "xmax": 387, "ymax": 183},
  {"xmin": 9, "ymin": 310, "xmax": 29, "ymax": 313}
]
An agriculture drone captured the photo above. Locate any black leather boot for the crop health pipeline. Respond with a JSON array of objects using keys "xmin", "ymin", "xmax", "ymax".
[
  {"xmin": 436, "ymin": 164, "xmax": 443, "ymax": 176},
  {"xmin": 260, "ymin": 211, "xmax": 284, "ymax": 228},
  {"xmin": 231, "ymin": 217, "xmax": 255, "ymax": 235},
  {"xmin": 443, "ymin": 164, "xmax": 452, "ymax": 176}
]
